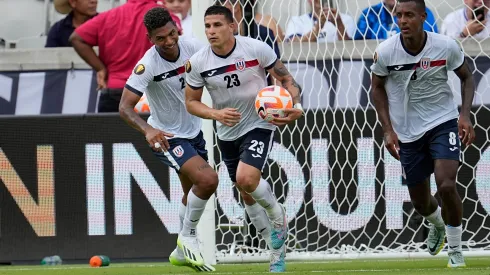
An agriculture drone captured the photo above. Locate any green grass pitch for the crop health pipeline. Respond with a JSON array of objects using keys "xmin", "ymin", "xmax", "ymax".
[{"xmin": 2, "ymin": 257, "xmax": 490, "ymax": 275}]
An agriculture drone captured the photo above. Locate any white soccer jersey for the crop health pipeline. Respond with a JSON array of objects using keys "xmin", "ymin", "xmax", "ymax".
[
  {"xmin": 441, "ymin": 8, "xmax": 490, "ymax": 40},
  {"xmin": 126, "ymin": 36, "xmax": 205, "ymax": 139},
  {"xmin": 186, "ymin": 36, "xmax": 277, "ymax": 141},
  {"xmin": 371, "ymin": 32, "xmax": 465, "ymax": 142},
  {"xmin": 285, "ymin": 13, "xmax": 356, "ymax": 43}
]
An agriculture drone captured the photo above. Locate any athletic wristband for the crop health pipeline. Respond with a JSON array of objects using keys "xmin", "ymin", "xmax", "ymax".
[{"xmin": 294, "ymin": 103, "xmax": 305, "ymax": 116}]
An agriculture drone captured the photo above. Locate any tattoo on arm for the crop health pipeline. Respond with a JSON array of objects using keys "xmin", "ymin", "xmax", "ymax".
[
  {"xmin": 292, "ymin": 79, "xmax": 302, "ymax": 95},
  {"xmin": 273, "ymin": 62, "xmax": 289, "ymax": 77},
  {"xmin": 197, "ymin": 163, "xmax": 212, "ymax": 171},
  {"xmin": 274, "ymin": 62, "xmax": 302, "ymax": 103}
]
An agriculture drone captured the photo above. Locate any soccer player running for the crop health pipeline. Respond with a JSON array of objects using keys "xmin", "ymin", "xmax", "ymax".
[
  {"xmin": 119, "ymin": 7, "xmax": 216, "ymax": 272},
  {"xmin": 371, "ymin": 0, "xmax": 475, "ymax": 268},
  {"xmin": 185, "ymin": 5, "xmax": 303, "ymax": 272}
]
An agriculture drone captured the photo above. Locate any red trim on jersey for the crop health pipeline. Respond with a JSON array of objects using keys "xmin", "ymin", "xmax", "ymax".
[
  {"xmin": 413, "ymin": 59, "xmax": 446, "ymax": 69},
  {"xmin": 200, "ymin": 59, "xmax": 260, "ymax": 78},
  {"xmin": 223, "ymin": 59, "xmax": 260, "ymax": 74},
  {"xmin": 176, "ymin": 65, "xmax": 186, "ymax": 75},
  {"xmin": 430, "ymin": 60, "xmax": 447, "ymax": 67},
  {"xmin": 153, "ymin": 65, "xmax": 186, "ymax": 82}
]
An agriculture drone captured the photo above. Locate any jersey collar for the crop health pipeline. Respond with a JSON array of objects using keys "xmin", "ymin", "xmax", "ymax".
[
  {"xmin": 400, "ymin": 31, "xmax": 427, "ymax": 57},
  {"xmin": 212, "ymin": 37, "xmax": 237, "ymax": 59},
  {"xmin": 155, "ymin": 45, "xmax": 181, "ymax": 63}
]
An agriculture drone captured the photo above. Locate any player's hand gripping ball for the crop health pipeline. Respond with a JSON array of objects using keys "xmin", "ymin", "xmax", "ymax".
[{"xmin": 255, "ymin": 85, "xmax": 293, "ymax": 122}]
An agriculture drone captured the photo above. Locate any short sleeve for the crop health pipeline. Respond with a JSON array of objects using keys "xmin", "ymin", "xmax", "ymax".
[
  {"xmin": 75, "ymin": 13, "xmax": 104, "ymax": 46},
  {"xmin": 342, "ymin": 14, "xmax": 357, "ymax": 39},
  {"xmin": 253, "ymin": 40, "xmax": 277, "ymax": 70},
  {"xmin": 45, "ymin": 23, "xmax": 60, "ymax": 48},
  {"xmin": 285, "ymin": 16, "xmax": 304, "ymax": 39},
  {"xmin": 441, "ymin": 12, "xmax": 461, "ymax": 39},
  {"xmin": 125, "ymin": 61, "xmax": 153, "ymax": 96},
  {"xmin": 370, "ymin": 47, "xmax": 389, "ymax": 77},
  {"xmin": 446, "ymin": 39, "xmax": 465, "ymax": 71},
  {"xmin": 185, "ymin": 56, "xmax": 205, "ymax": 89}
]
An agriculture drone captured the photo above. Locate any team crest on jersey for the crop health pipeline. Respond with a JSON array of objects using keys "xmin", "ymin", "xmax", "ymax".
[
  {"xmin": 185, "ymin": 60, "xmax": 192, "ymax": 73},
  {"xmin": 134, "ymin": 64, "xmax": 145, "ymax": 75},
  {"xmin": 235, "ymin": 58, "xmax": 246, "ymax": 71},
  {"xmin": 421, "ymin": 58, "xmax": 431, "ymax": 70},
  {"xmin": 172, "ymin": 145, "xmax": 184, "ymax": 158},
  {"xmin": 373, "ymin": 52, "xmax": 378, "ymax": 64}
]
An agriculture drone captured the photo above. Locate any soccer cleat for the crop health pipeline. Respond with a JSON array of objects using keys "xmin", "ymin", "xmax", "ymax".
[
  {"xmin": 270, "ymin": 204, "xmax": 288, "ymax": 250},
  {"xmin": 427, "ymin": 224, "xmax": 445, "ymax": 256},
  {"xmin": 269, "ymin": 242, "xmax": 286, "ymax": 272},
  {"xmin": 169, "ymin": 247, "xmax": 186, "ymax": 267},
  {"xmin": 177, "ymin": 234, "xmax": 205, "ymax": 266},
  {"xmin": 447, "ymin": 251, "xmax": 466, "ymax": 268},
  {"xmin": 169, "ymin": 247, "xmax": 216, "ymax": 272}
]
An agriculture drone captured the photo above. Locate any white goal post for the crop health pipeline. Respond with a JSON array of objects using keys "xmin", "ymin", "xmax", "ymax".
[{"xmin": 191, "ymin": 0, "xmax": 490, "ymax": 264}]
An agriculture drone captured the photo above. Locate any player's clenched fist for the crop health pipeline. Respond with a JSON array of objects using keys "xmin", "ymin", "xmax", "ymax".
[
  {"xmin": 145, "ymin": 127, "xmax": 174, "ymax": 151},
  {"xmin": 214, "ymin": 108, "xmax": 241, "ymax": 127},
  {"xmin": 384, "ymin": 130, "xmax": 400, "ymax": 161},
  {"xmin": 458, "ymin": 115, "xmax": 476, "ymax": 146}
]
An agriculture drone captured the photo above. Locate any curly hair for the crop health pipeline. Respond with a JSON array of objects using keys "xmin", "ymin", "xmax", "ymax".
[{"xmin": 143, "ymin": 7, "xmax": 175, "ymax": 34}]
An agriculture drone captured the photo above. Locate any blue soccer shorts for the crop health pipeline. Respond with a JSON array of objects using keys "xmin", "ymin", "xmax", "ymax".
[
  {"xmin": 217, "ymin": 128, "xmax": 274, "ymax": 183},
  {"xmin": 152, "ymin": 131, "xmax": 208, "ymax": 173},
  {"xmin": 399, "ymin": 119, "xmax": 461, "ymax": 186}
]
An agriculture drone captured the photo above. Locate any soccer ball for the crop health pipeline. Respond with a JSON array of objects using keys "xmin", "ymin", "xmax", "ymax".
[
  {"xmin": 134, "ymin": 94, "xmax": 150, "ymax": 113},
  {"xmin": 255, "ymin": 85, "xmax": 293, "ymax": 122}
]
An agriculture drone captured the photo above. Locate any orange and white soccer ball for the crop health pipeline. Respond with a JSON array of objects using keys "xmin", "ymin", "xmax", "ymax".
[
  {"xmin": 134, "ymin": 94, "xmax": 150, "ymax": 113},
  {"xmin": 255, "ymin": 85, "xmax": 293, "ymax": 122}
]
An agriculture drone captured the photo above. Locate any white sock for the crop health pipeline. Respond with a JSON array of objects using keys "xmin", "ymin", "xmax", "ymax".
[
  {"xmin": 424, "ymin": 206, "xmax": 445, "ymax": 229},
  {"xmin": 179, "ymin": 202, "xmax": 186, "ymax": 232},
  {"xmin": 248, "ymin": 178, "xmax": 282, "ymax": 222},
  {"xmin": 446, "ymin": 225, "xmax": 462, "ymax": 252},
  {"xmin": 175, "ymin": 202, "xmax": 187, "ymax": 256},
  {"xmin": 245, "ymin": 202, "xmax": 271, "ymax": 245},
  {"xmin": 182, "ymin": 190, "xmax": 207, "ymax": 237}
]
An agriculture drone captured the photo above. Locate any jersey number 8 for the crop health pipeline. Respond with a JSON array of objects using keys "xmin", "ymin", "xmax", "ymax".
[{"xmin": 449, "ymin": 132, "xmax": 458, "ymax": 146}]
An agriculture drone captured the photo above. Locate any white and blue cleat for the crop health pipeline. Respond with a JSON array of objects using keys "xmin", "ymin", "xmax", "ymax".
[{"xmin": 269, "ymin": 245, "xmax": 286, "ymax": 272}]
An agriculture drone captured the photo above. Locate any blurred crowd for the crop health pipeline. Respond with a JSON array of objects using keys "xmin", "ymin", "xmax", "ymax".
[
  {"xmin": 46, "ymin": 0, "xmax": 490, "ymax": 49},
  {"xmin": 39, "ymin": 0, "xmax": 489, "ymax": 112}
]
